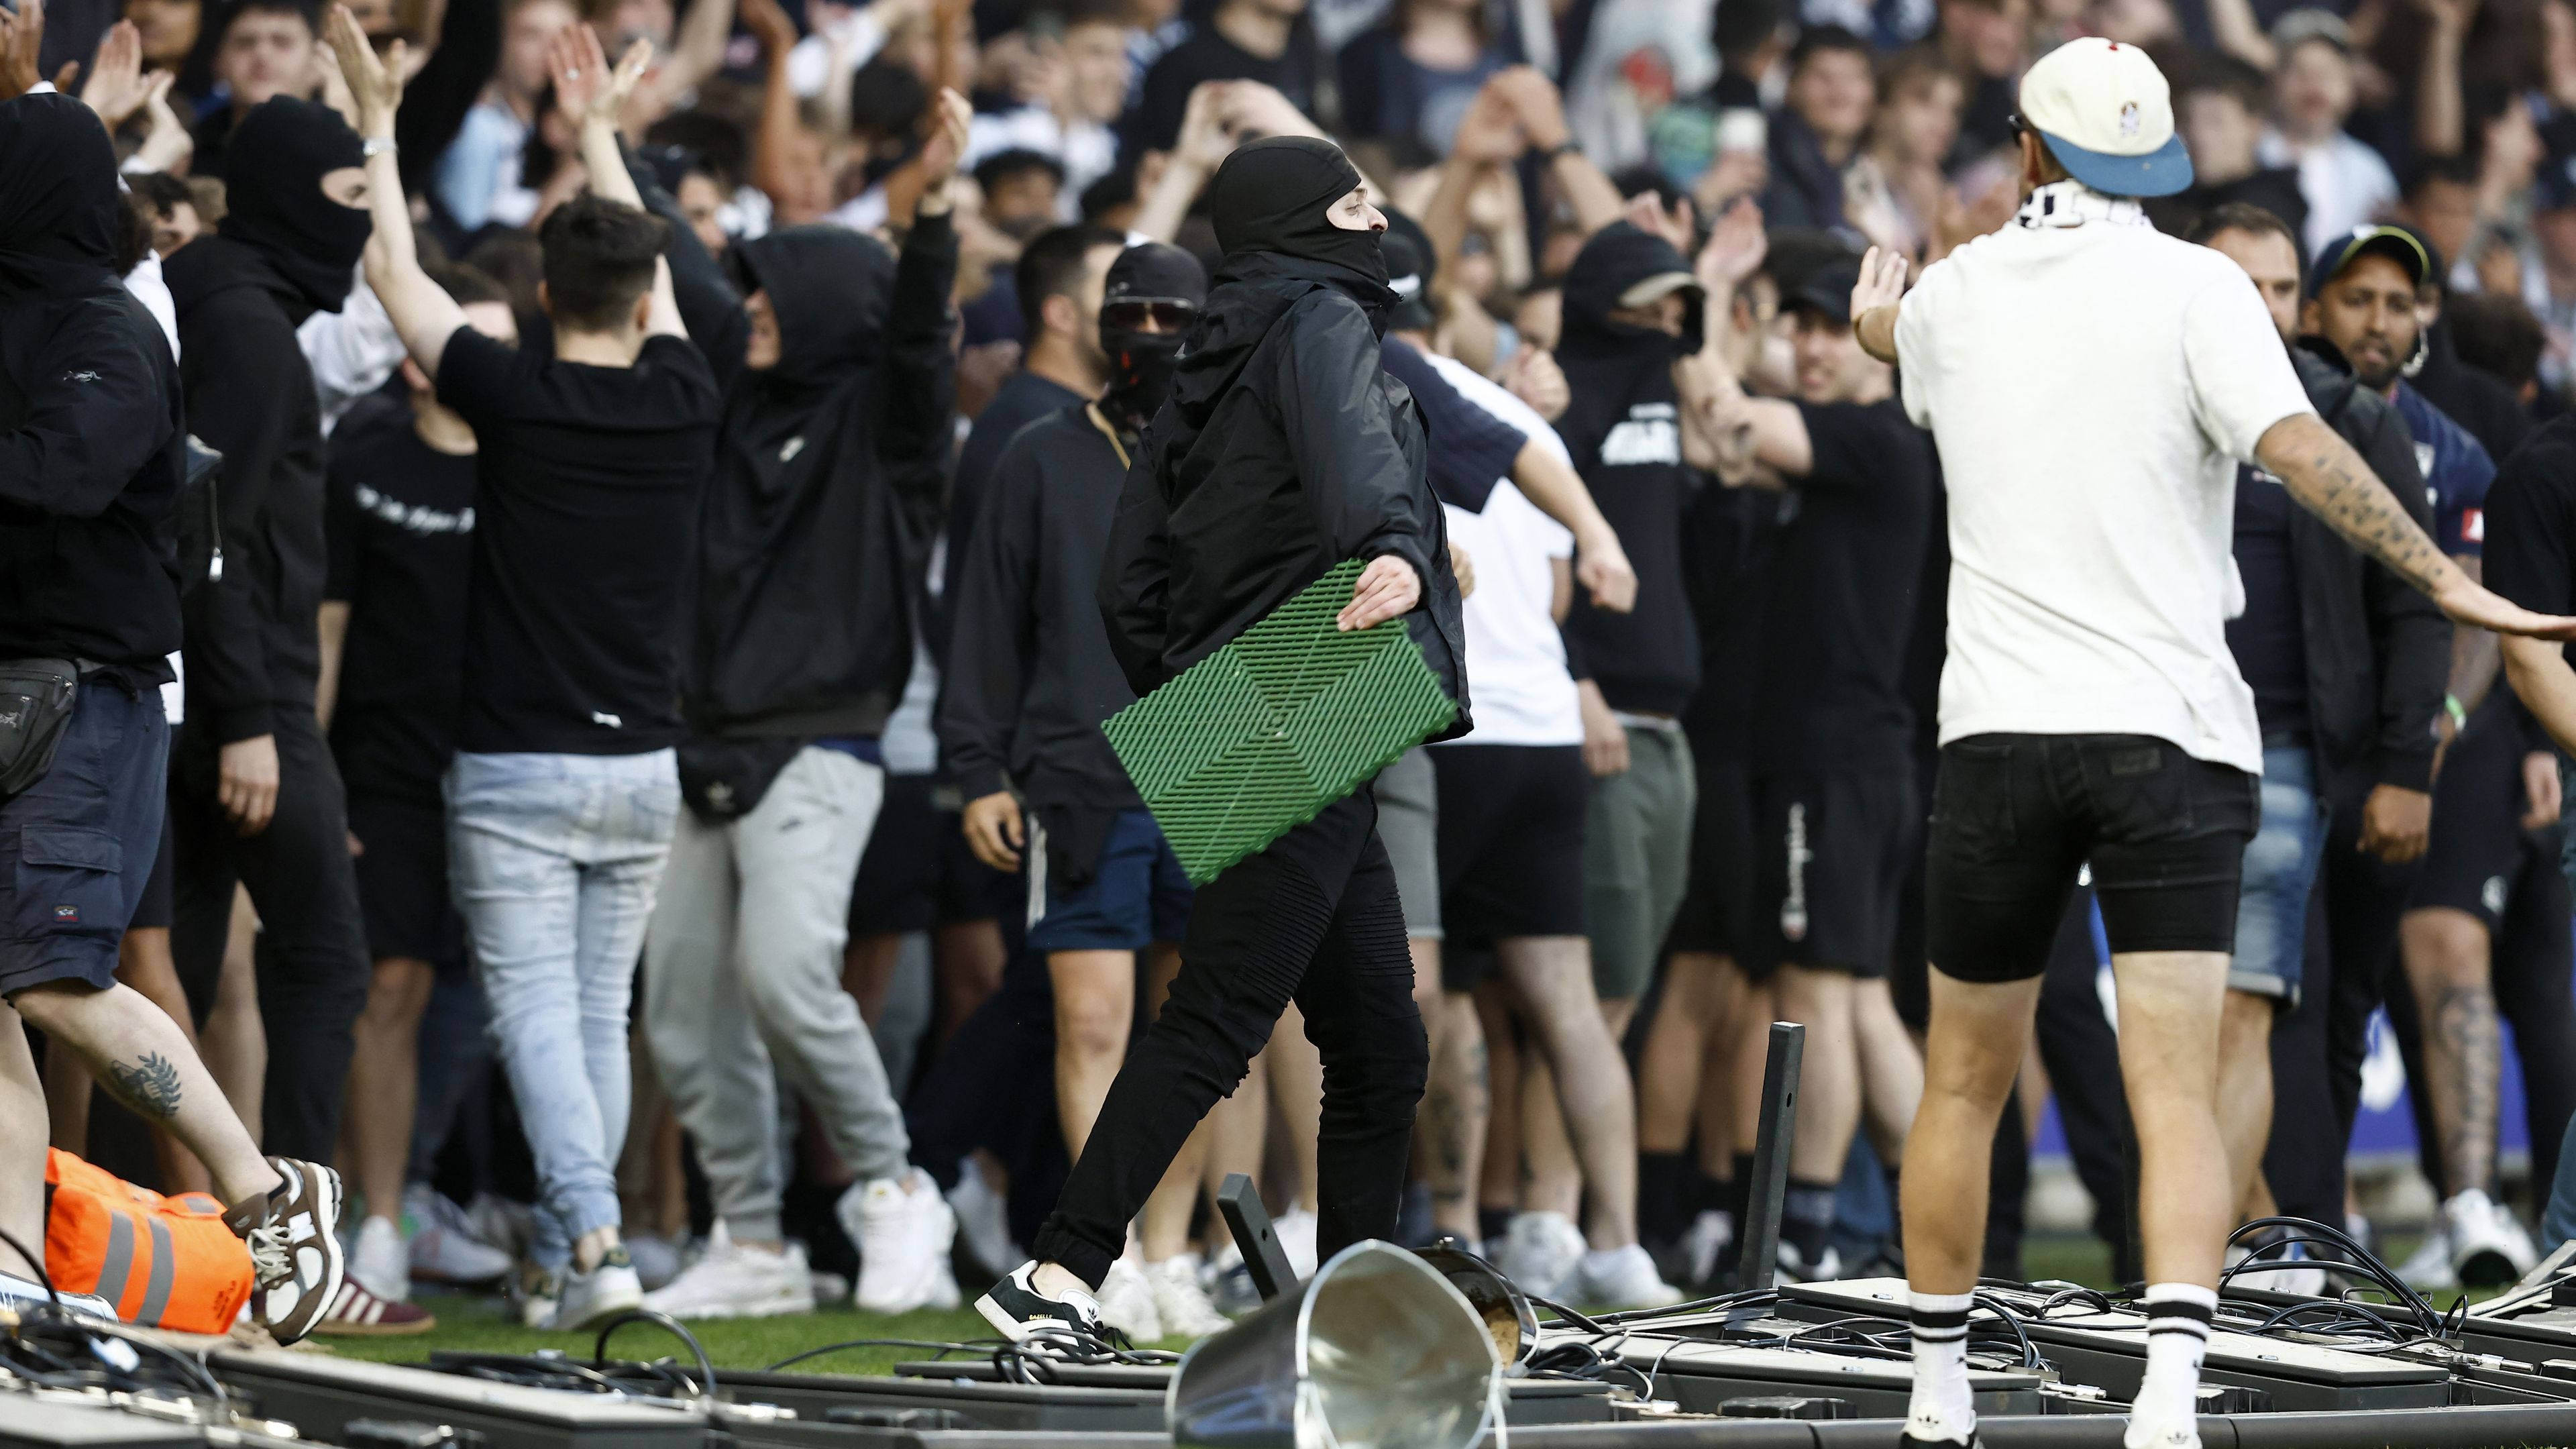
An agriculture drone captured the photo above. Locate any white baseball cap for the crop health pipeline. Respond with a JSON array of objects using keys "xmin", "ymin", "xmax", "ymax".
[{"xmin": 2017, "ymin": 36, "xmax": 2193, "ymax": 198}]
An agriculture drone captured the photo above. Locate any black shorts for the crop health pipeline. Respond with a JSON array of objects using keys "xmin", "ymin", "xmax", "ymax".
[
  {"xmin": 1431, "ymin": 745, "xmax": 1587, "ymax": 987},
  {"xmin": 128, "ymin": 819, "xmax": 176, "ymax": 932},
  {"xmin": 849, "ymin": 773, "xmax": 1008, "ymax": 934},
  {"xmin": 1926, "ymin": 733, "xmax": 2257, "ymax": 983},
  {"xmin": 346, "ymin": 790, "xmax": 466, "ymax": 967},
  {"xmin": 1664, "ymin": 750, "xmax": 1758, "ymax": 957},
  {"xmin": 1746, "ymin": 769, "xmax": 1920, "ymax": 979},
  {"xmin": 2410, "ymin": 698, "xmax": 2561, "ymax": 934}
]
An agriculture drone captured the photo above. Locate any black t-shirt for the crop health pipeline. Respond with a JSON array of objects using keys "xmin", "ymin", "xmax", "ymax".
[
  {"xmin": 2483, "ymin": 412, "xmax": 2576, "ymax": 669},
  {"xmin": 1680, "ymin": 481, "xmax": 1782, "ymax": 757},
  {"xmin": 1127, "ymin": 23, "xmax": 1318, "ymax": 154},
  {"xmin": 1748, "ymin": 399, "xmax": 1936, "ymax": 777},
  {"xmin": 324, "ymin": 396, "xmax": 478, "ymax": 798},
  {"xmin": 2225, "ymin": 462, "xmax": 2310, "ymax": 741},
  {"xmin": 437, "ymin": 329, "xmax": 718, "ymax": 754}
]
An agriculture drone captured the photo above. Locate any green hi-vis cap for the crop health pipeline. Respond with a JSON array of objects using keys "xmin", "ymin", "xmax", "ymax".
[{"xmin": 1104, "ymin": 557, "xmax": 1458, "ymax": 885}]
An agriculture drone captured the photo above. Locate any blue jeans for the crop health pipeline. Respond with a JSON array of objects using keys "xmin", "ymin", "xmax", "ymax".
[
  {"xmin": 446, "ymin": 749, "xmax": 680, "ymax": 1269},
  {"xmin": 2229, "ymin": 745, "xmax": 2327, "ymax": 1006}
]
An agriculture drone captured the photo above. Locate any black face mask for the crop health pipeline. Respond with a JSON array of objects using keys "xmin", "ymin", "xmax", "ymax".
[
  {"xmin": 218, "ymin": 97, "xmax": 373, "ymax": 313},
  {"xmin": 1208, "ymin": 136, "xmax": 1389, "ymax": 291},
  {"xmin": 1102, "ymin": 327, "xmax": 1185, "ymax": 434},
  {"xmin": 1096, "ymin": 239, "xmax": 1208, "ymax": 435},
  {"xmin": 0, "ymin": 93, "xmax": 121, "ymax": 300}
]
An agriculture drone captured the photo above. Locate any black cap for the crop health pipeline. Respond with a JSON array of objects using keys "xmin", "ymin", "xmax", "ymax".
[
  {"xmin": 1385, "ymin": 231, "xmax": 1436, "ymax": 332},
  {"xmin": 1105, "ymin": 239, "xmax": 1209, "ymax": 309},
  {"xmin": 2307, "ymin": 225, "xmax": 2430, "ymax": 299},
  {"xmin": 1783, "ymin": 257, "xmax": 1862, "ymax": 325}
]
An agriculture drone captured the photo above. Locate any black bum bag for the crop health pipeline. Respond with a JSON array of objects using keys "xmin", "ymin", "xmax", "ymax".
[{"xmin": 0, "ymin": 659, "xmax": 80, "ymax": 798}]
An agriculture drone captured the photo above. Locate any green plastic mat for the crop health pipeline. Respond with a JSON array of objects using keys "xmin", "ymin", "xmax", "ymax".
[{"xmin": 1104, "ymin": 557, "xmax": 1458, "ymax": 885}]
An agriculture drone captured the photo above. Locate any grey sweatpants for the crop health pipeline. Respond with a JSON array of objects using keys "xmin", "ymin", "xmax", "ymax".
[{"xmin": 643, "ymin": 745, "xmax": 909, "ymax": 1242}]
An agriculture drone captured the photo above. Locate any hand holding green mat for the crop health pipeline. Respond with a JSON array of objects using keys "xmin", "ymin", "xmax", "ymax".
[{"xmin": 1103, "ymin": 558, "xmax": 1458, "ymax": 885}]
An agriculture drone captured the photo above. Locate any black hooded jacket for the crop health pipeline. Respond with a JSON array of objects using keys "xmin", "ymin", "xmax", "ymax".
[
  {"xmin": 659, "ymin": 211, "xmax": 959, "ymax": 740},
  {"xmin": 1098, "ymin": 140, "xmax": 1468, "ymax": 731},
  {"xmin": 164, "ymin": 97, "xmax": 370, "ymax": 741},
  {"xmin": 0, "ymin": 94, "xmax": 184, "ymax": 676}
]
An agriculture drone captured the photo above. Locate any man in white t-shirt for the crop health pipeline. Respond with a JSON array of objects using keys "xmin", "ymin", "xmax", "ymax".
[{"xmin": 1842, "ymin": 37, "xmax": 2576, "ymax": 1449}]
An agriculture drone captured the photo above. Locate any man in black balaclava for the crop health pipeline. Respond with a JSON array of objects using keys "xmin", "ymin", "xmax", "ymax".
[
  {"xmin": 975, "ymin": 136, "xmax": 1470, "ymax": 1339},
  {"xmin": 0, "ymin": 91, "xmax": 349, "ymax": 1345},
  {"xmin": 942, "ymin": 242, "xmax": 1242, "ymax": 1340},
  {"xmin": 161, "ymin": 94, "xmax": 376, "ymax": 1173}
]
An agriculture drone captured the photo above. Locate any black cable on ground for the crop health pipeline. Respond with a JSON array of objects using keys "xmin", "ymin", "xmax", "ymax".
[{"xmin": 591, "ymin": 1309, "xmax": 716, "ymax": 1398}]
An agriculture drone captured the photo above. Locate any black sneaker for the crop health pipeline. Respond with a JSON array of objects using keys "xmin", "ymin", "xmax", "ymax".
[{"xmin": 975, "ymin": 1263, "xmax": 1107, "ymax": 1343}]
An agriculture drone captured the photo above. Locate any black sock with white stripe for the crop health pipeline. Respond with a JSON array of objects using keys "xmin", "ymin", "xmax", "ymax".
[{"xmin": 2133, "ymin": 1283, "xmax": 2216, "ymax": 1434}]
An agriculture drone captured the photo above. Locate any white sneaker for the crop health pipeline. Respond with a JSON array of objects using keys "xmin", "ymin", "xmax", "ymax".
[
  {"xmin": 553, "ymin": 1246, "xmax": 644, "ymax": 1331},
  {"xmin": 1497, "ymin": 1211, "xmax": 1587, "ymax": 1300},
  {"xmin": 2123, "ymin": 1415, "xmax": 2202, "ymax": 1449},
  {"xmin": 1145, "ymin": 1254, "xmax": 1232, "ymax": 1340},
  {"xmin": 2446, "ymin": 1188, "xmax": 2539, "ymax": 1287},
  {"xmin": 402, "ymin": 1185, "xmax": 514, "ymax": 1287},
  {"xmin": 349, "ymin": 1214, "xmax": 411, "ymax": 1302},
  {"xmin": 519, "ymin": 1267, "xmax": 560, "ymax": 1329},
  {"xmin": 1096, "ymin": 1256, "xmax": 1163, "ymax": 1341},
  {"xmin": 1776, "ymin": 1240, "xmax": 1843, "ymax": 1284},
  {"xmin": 2230, "ymin": 1236, "xmax": 2326, "ymax": 1297},
  {"xmin": 2396, "ymin": 1223, "xmax": 2459, "ymax": 1290},
  {"xmin": 811, "ymin": 1269, "xmax": 851, "ymax": 1305},
  {"xmin": 1273, "ymin": 1208, "xmax": 1320, "ymax": 1281},
  {"xmin": 1576, "ymin": 1244, "xmax": 1684, "ymax": 1309},
  {"xmin": 947, "ymin": 1159, "xmax": 1021, "ymax": 1279},
  {"xmin": 641, "ymin": 1224, "xmax": 814, "ymax": 1320},
  {"xmin": 464, "ymin": 1193, "xmax": 535, "ymax": 1258},
  {"xmin": 841, "ymin": 1169, "xmax": 963, "ymax": 1314},
  {"xmin": 623, "ymin": 1232, "xmax": 682, "ymax": 1292},
  {"xmin": 1681, "ymin": 1210, "xmax": 1734, "ymax": 1288},
  {"xmin": 1201, "ymin": 1241, "xmax": 1261, "ymax": 1314}
]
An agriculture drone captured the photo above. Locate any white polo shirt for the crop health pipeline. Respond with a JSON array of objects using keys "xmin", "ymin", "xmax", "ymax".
[{"xmin": 1896, "ymin": 181, "xmax": 2316, "ymax": 774}]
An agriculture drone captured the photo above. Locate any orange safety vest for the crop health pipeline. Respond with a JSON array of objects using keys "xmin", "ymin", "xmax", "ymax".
[{"xmin": 44, "ymin": 1148, "xmax": 252, "ymax": 1333}]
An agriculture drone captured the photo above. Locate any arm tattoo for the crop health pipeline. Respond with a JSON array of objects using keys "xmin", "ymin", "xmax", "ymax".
[
  {"xmin": 2267, "ymin": 419, "xmax": 2451, "ymax": 598},
  {"xmin": 2431, "ymin": 981, "xmax": 2501, "ymax": 1196},
  {"xmin": 105, "ymin": 1052, "xmax": 184, "ymax": 1120}
]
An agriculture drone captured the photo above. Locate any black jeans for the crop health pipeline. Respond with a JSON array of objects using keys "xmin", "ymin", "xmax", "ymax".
[
  {"xmin": 1032, "ymin": 789, "xmax": 1428, "ymax": 1288},
  {"xmin": 168, "ymin": 710, "xmax": 371, "ymax": 1161}
]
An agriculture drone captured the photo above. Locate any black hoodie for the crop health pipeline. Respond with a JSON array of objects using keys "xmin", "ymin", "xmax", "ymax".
[
  {"xmin": 164, "ymin": 97, "xmax": 372, "ymax": 741},
  {"xmin": 1097, "ymin": 138, "xmax": 1469, "ymax": 732},
  {"xmin": 0, "ymin": 94, "xmax": 184, "ymax": 676}
]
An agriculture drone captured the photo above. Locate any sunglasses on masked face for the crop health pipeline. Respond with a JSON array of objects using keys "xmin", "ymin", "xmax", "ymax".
[{"xmin": 1104, "ymin": 299, "xmax": 1198, "ymax": 331}]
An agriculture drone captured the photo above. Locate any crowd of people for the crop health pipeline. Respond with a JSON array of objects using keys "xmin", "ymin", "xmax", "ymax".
[{"xmin": 9, "ymin": 0, "xmax": 2576, "ymax": 1372}]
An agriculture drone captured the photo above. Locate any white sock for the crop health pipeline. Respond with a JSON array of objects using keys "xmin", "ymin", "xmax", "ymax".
[
  {"xmin": 1906, "ymin": 1289, "xmax": 1977, "ymax": 1444},
  {"xmin": 2129, "ymin": 1283, "xmax": 2216, "ymax": 1440}
]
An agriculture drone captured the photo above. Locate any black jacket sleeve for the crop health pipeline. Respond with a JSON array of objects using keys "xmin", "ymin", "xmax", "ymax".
[
  {"xmin": 1099, "ymin": 442, "xmax": 1177, "ymax": 698},
  {"xmin": 633, "ymin": 158, "xmax": 748, "ymax": 385},
  {"xmin": 1275, "ymin": 293, "xmax": 1435, "ymax": 592},
  {"xmin": 878, "ymin": 211, "xmax": 960, "ymax": 541},
  {"xmin": 180, "ymin": 288, "xmax": 304, "ymax": 741},
  {"xmin": 936, "ymin": 432, "xmax": 1044, "ymax": 802},
  {"xmin": 0, "ymin": 295, "xmax": 172, "ymax": 521},
  {"xmin": 2351, "ymin": 397, "xmax": 2448, "ymax": 794},
  {"xmin": 396, "ymin": 0, "xmax": 500, "ymax": 198}
]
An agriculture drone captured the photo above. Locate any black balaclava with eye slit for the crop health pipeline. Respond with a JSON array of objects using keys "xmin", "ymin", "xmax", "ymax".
[
  {"xmin": 218, "ymin": 96, "xmax": 373, "ymax": 313},
  {"xmin": 1208, "ymin": 136, "xmax": 1390, "ymax": 303}
]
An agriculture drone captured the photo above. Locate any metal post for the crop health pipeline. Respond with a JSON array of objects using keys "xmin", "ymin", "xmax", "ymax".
[
  {"xmin": 1217, "ymin": 1172, "xmax": 1303, "ymax": 1302},
  {"xmin": 1735, "ymin": 1021, "xmax": 1806, "ymax": 1292}
]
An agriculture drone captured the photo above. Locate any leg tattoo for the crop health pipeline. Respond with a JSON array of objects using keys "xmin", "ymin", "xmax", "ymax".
[{"xmin": 105, "ymin": 1052, "xmax": 184, "ymax": 1120}]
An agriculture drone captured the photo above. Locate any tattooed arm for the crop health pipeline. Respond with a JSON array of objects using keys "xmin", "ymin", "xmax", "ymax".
[{"xmin": 2256, "ymin": 415, "xmax": 2576, "ymax": 640}]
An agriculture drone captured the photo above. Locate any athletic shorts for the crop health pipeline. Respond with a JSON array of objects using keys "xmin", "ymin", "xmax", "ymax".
[
  {"xmin": 2412, "ymin": 698, "xmax": 2563, "ymax": 934},
  {"xmin": 347, "ymin": 789, "xmax": 467, "ymax": 967},
  {"xmin": 1375, "ymin": 747, "xmax": 1442, "ymax": 940},
  {"xmin": 849, "ymin": 773, "xmax": 1009, "ymax": 933},
  {"xmin": 1925, "ymin": 733, "xmax": 2257, "ymax": 983},
  {"xmin": 1745, "ymin": 769, "xmax": 1920, "ymax": 979},
  {"xmin": 1025, "ymin": 808, "xmax": 1193, "ymax": 953},
  {"xmin": 1664, "ymin": 750, "xmax": 1757, "ymax": 958},
  {"xmin": 1431, "ymin": 745, "xmax": 1587, "ymax": 987}
]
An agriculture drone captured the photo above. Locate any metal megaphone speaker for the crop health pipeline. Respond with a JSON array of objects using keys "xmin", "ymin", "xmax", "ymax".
[
  {"xmin": 1410, "ymin": 1238, "xmax": 1539, "ymax": 1367},
  {"xmin": 1166, "ymin": 1240, "xmax": 1501, "ymax": 1449}
]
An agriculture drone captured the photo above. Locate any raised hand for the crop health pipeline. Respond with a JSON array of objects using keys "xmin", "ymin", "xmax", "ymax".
[
  {"xmin": 548, "ymin": 21, "xmax": 649, "ymax": 127},
  {"xmin": 1695, "ymin": 196, "xmax": 1767, "ymax": 292},
  {"xmin": 1489, "ymin": 65, "xmax": 1569, "ymax": 150},
  {"xmin": 81, "ymin": 20, "xmax": 155, "ymax": 128},
  {"xmin": 918, "ymin": 85, "xmax": 971, "ymax": 189},
  {"xmin": 738, "ymin": 0, "xmax": 798, "ymax": 56},
  {"xmin": 1622, "ymin": 189, "xmax": 1694, "ymax": 254},
  {"xmin": 1851, "ymin": 246, "xmax": 1908, "ymax": 318},
  {"xmin": 325, "ymin": 4, "xmax": 406, "ymax": 136},
  {"xmin": 0, "ymin": 0, "xmax": 50, "ymax": 102},
  {"xmin": 1449, "ymin": 79, "xmax": 1524, "ymax": 164},
  {"xmin": 1173, "ymin": 79, "xmax": 1236, "ymax": 172},
  {"xmin": 133, "ymin": 71, "xmax": 193, "ymax": 171}
]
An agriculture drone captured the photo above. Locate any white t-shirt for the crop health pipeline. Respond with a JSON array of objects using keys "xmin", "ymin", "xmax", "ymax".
[
  {"xmin": 1421, "ymin": 352, "xmax": 1583, "ymax": 747},
  {"xmin": 2257, "ymin": 128, "xmax": 2400, "ymax": 258},
  {"xmin": 1896, "ymin": 182, "xmax": 2316, "ymax": 774}
]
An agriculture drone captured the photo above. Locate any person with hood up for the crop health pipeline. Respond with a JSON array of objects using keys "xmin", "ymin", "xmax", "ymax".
[
  {"xmin": 160, "ymin": 90, "xmax": 376, "ymax": 1173},
  {"xmin": 975, "ymin": 135, "xmax": 1468, "ymax": 1341},
  {"xmin": 941, "ymin": 242, "xmax": 1242, "ymax": 1343},
  {"xmin": 635, "ymin": 91, "xmax": 973, "ymax": 1326},
  {"xmin": 0, "ymin": 90, "xmax": 349, "ymax": 1345}
]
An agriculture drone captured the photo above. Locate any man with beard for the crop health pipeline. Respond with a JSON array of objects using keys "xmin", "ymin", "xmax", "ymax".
[
  {"xmin": 0, "ymin": 89, "xmax": 347, "ymax": 1346},
  {"xmin": 942, "ymin": 243, "xmax": 1242, "ymax": 1342},
  {"xmin": 161, "ymin": 91, "xmax": 376, "ymax": 1169},
  {"xmin": 976, "ymin": 136, "xmax": 1466, "ymax": 1340}
]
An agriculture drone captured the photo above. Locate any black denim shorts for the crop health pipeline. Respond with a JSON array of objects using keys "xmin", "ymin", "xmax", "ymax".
[{"xmin": 1925, "ymin": 733, "xmax": 2258, "ymax": 983}]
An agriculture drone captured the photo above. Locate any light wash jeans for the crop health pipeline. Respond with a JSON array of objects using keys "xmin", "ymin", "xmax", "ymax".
[
  {"xmin": 643, "ymin": 746, "xmax": 906, "ymax": 1243},
  {"xmin": 446, "ymin": 748, "xmax": 680, "ymax": 1270},
  {"xmin": 2228, "ymin": 744, "xmax": 2328, "ymax": 1006}
]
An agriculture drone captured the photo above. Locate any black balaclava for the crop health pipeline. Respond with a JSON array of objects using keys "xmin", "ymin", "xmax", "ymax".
[
  {"xmin": 0, "ymin": 94, "xmax": 121, "ymax": 300},
  {"xmin": 1208, "ymin": 136, "xmax": 1391, "ymax": 297},
  {"xmin": 219, "ymin": 96, "xmax": 373, "ymax": 313},
  {"xmin": 737, "ymin": 224, "xmax": 894, "ymax": 398},
  {"xmin": 1099, "ymin": 241, "xmax": 1208, "ymax": 435}
]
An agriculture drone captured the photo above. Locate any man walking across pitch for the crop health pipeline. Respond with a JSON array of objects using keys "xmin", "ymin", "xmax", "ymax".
[{"xmin": 1851, "ymin": 38, "xmax": 2576, "ymax": 1449}]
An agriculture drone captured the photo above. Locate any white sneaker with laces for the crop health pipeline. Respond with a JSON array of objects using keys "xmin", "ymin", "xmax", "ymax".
[
  {"xmin": 1577, "ymin": 1244, "xmax": 1684, "ymax": 1309},
  {"xmin": 1096, "ymin": 1256, "xmax": 1163, "ymax": 1341},
  {"xmin": 1273, "ymin": 1208, "xmax": 1320, "ymax": 1280},
  {"xmin": 224, "ymin": 1157, "xmax": 347, "ymax": 1345},
  {"xmin": 947, "ymin": 1159, "xmax": 1021, "ymax": 1280},
  {"xmin": 841, "ymin": 1168, "xmax": 963, "ymax": 1314},
  {"xmin": 1145, "ymin": 1254, "xmax": 1232, "ymax": 1339},
  {"xmin": 1497, "ymin": 1211, "xmax": 1587, "ymax": 1301},
  {"xmin": 402, "ymin": 1185, "xmax": 514, "ymax": 1286},
  {"xmin": 2396, "ymin": 1222, "xmax": 2458, "ymax": 1290},
  {"xmin": 641, "ymin": 1223, "xmax": 815, "ymax": 1320},
  {"xmin": 623, "ymin": 1232, "xmax": 682, "ymax": 1291},
  {"xmin": 349, "ymin": 1214, "xmax": 410, "ymax": 1302},
  {"xmin": 553, "ymin": 1246, "xmax": 644, "ymax": 1331},
  {"xmin": 2446, "ymin": 1188, "xmax": 2539, "ymax": 1287},
  {"xmin": 1681, "ymin": 1210, "xmax": 1734, "ymax": 1288}
]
